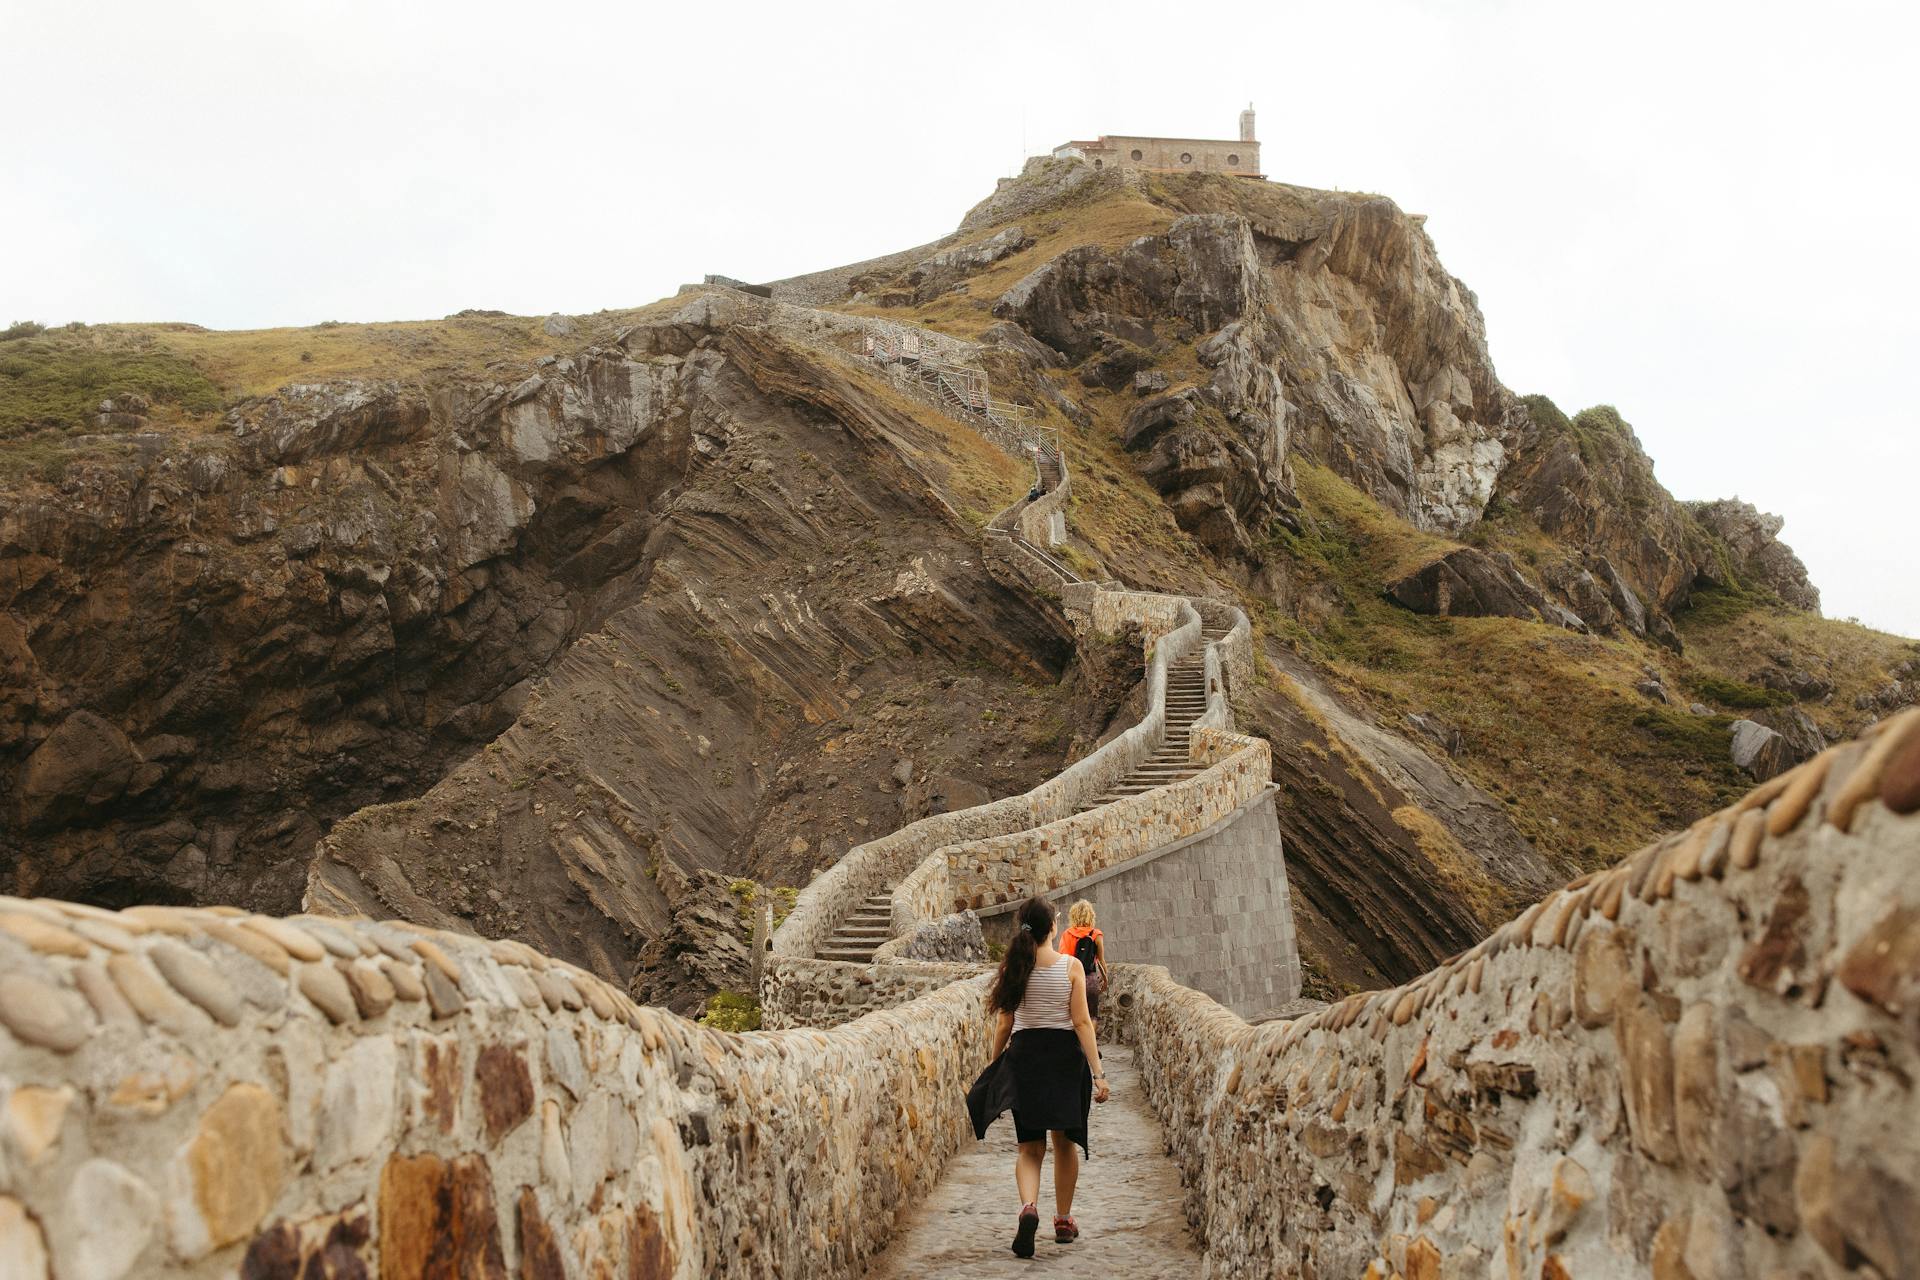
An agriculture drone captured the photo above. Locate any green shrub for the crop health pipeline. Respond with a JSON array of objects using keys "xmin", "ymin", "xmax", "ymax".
[
  {"xmin": 1688, "ymin": 673, "xmax": 1791, "ymax": 709},
  {"xmin": 1, "ymin": 321, "xmax": 47, "ymax": 343},
  {"xmin": 699, "ymin": 991, "xmax": 762, "ymax": 1032},
  {"xmin": 1628, "ymin": 706, "xmax": 1741, "ymax": 760},
  {"xmin": 1519, "ymin": 393, "xmax": 1569, "ymax": 434},
  {"xmin": 0, "ymin": 328, "xmax": 221, "ymax": 436}
]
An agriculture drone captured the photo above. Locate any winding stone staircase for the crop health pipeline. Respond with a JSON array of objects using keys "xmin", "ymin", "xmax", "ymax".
[
  {"xmin": 818, "ymin": 893, "xmax": 895, "ymax": 963},
  {"xmin": 807, "ymin": 337, "xmax": 1243, "ymax": 966},
  {"xmin": 1074, "ymin": 623, "xmax": 1227, "ymax": 813}
]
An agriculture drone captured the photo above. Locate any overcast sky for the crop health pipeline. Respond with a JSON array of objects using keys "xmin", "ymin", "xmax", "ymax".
[{"xmin": 4, "ymin": 0, "xmax": 1915, "ymax": 636}]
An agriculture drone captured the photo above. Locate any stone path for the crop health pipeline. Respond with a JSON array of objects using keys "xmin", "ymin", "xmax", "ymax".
[{"xmin": 864, "ymin": 1046, "xmax": 1204, "ymax": 1278}]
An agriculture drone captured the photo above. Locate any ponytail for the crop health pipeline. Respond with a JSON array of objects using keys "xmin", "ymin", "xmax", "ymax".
[{"xmin": 988, "ymin": 897, "xmax": 1055, "ymax": 1014}]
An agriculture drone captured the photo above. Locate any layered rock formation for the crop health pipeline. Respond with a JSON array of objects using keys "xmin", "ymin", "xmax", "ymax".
[{"xmin": 0, "ymin": 311, "xmax": 1120, "ymax": 995}]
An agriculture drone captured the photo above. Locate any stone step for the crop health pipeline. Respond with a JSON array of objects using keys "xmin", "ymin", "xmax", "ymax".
[
  {"xmin": 817, "ymin": 949, "xmax": 878, "ymax": 963},
  {"xmin": 831, "ymin": 926, "xmax": 891, "ymax": 939}
]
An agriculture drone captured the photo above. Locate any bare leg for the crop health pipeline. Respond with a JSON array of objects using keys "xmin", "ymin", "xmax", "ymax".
[
  {"xmin": 1051, "ymin": 1131, "xmax": 1080, "ymax": 1217},
  {"xmin": 1015, "ymin": 1140, "xmax": 1046, "ymax": 1208}
]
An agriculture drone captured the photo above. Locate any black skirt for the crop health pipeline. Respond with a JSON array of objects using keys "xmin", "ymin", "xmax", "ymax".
[{"xmin": 965, "ymin": 1028, "xmax": 1093, "ymax": 1155}]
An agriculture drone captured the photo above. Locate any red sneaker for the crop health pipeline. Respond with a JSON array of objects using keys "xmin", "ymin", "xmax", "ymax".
[
  {"xmin": 1012, "ymin": 1204, "xmax": 1040, "ymax": 1258},
  {"xmin": 1054, "ymin": 1215, "xmax": 1080, "ymax": 1244}
]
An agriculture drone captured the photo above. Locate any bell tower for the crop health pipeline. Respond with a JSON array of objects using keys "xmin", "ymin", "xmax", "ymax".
[{"xmin": 1239, "ymin": 103, "xmax": 1256, "ymax": 143}]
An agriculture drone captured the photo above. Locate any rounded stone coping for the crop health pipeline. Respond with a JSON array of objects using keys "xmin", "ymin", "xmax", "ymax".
[
  {"xmin": 1104, "ymin": 714, "xmax": 1920, "ymax": 1277},
  {"xmin": 1105, "ymin": 704, "xmax": 1920, "ymax": 1058},
  {"xmin": 971, "ymin": 784, "xmax": 1281, "ymax": 919}
]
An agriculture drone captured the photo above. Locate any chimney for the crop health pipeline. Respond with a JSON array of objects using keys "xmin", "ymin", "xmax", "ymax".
[{"xmin": 1239, "ymin": 103, "xmax": 1256, "ymax": 143}]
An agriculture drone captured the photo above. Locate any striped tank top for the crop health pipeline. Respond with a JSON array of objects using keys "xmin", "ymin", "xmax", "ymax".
[{"xmin": 1013, "ymin": 953, "xmax": 1076, "ymax": 1031}]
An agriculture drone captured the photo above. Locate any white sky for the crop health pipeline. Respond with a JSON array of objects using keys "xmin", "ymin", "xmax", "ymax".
[{"xmin": 4, "ymin": 0, "xmax": 1916, "ymax": 636}]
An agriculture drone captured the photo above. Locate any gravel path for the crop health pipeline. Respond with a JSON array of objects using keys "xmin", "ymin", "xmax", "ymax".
[{"xmin": 864, "ymin": 1046, "xmax": 1204, "ymax": 1277}]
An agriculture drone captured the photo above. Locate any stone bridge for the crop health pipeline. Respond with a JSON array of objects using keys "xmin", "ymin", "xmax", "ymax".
[{"xmin": 1, "ymin": 304, "xmax": 1915, "ymax": 1278}]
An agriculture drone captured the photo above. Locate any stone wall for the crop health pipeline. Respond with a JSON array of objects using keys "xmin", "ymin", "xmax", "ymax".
[
  {"xmin": 1057, "ymin": 136, "xmax": 1262, "ymax": 178},
  {"xmin": 1110, "ymin": 709, "xmax": 1920, "ymax": 1280},
  {"xmin": 983, "ymin": 787, "xmax": 1300, "ymax": 1018},
  {"xmin": 0, "ymin": 903, "xmax": 996, "ymax": 1279},
  {"xmin": 1015, "ymin": 456, "xmax": 1070, "ymax": 548},
  {"xmin": 760, "ymin": 956, "xmax": 984, "ymax": 1032},
  {"xmin": 944, "ymin": 735, "xmax": 1271, "ymax": 911}
]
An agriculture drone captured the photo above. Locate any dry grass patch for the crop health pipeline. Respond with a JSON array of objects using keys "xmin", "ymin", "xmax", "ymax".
[
  {"xmin": 1270, "ymin": 461, "xmax": 1751, "ymax": 870},
  {"xmin": 1392, "ymin": 804, "xmax": 1503, "ymax": 927},
  {"xmin": 833, "ymin": 187, "xmax": 1176, "ymax": 341}
]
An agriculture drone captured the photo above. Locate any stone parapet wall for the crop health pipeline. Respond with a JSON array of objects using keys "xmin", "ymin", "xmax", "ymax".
[
  {"xmin": 1194, "ymin": 598, "xmax": 1252, "ymax": 699},
  {"xmin": 1109, "ymin": 711, "xmax": 1920, "ymax": 1280},
  {"xmin": 1074, "ymin": 587, "xmax": 1192, "ymax": 642},
  {"xmin": 761, "ymin": 957, "xmax": 987, "ymax": 1032},
  {"xmin": 773, "ymin": 794, "xmax": 1039, "ymax": 959},
  {"xmin": 1015, "ymin": 461, "xmax": 1069, "ymax": 547},
  {"xmin": 0, "ymin": 901, "xmax": 995, "ymax": 1279},
  {"xmin": 945, "ymin": 736, "xmax": 1271, "ymax": 911}
]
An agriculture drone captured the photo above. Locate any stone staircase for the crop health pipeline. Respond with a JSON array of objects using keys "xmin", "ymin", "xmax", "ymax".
[
  {"xmin": 1074, "ymin": 619, "xmax": 1229, "ymax": 813},
  {"xmin": 817, "ymin": 892, "xmax": 896, "ymax": 963},
  {"xmin": 819, "ymin": 322, "xmax": 1239, "ymax": 960},
  {"xmin": 815, "ymin": 615, "xmax": 1230, "ymax": 963}
]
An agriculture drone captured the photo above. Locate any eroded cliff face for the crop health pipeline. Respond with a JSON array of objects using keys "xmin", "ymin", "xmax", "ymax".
[
  {"xmin": 0, "ymin": 309, "xmax": 1120, "ymax": 996},
  {"xmin": 891, "ymin": 167, "xmax": 1819, "ymax": 638}
]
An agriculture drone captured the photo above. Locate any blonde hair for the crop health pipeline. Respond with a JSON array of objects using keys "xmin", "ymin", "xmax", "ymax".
[{"xmin": 1068, "ymin": 899, "xmax": 1096, "ymax": 929}]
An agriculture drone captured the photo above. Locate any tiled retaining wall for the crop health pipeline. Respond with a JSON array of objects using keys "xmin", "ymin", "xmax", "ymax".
[
  {"xmin": 0, "ymin": 905, "xmax": 994, "ymax": 1279},
  {"xmin": 983, "ymin": 786, "xmax": 1301, "ymax": 1018},
  {"xmin": 1111, "ymin": 710, "xmax": 1920, "ymax": 1280}
]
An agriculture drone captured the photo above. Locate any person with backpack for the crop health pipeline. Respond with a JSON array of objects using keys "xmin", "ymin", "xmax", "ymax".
[
  {"xmin": 1057, "ymin": 900, "xmax": 1108, "ymax": 1024},
  {"xmin": 965, "ymin": 896, "xmax": 1109, "ymax": 1257}
]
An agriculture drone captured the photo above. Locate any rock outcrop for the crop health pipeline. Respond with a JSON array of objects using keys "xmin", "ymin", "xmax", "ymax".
[
  {"xmin": 1690, "ymin": 497, "xmax": 1820, "ymax": 610},
  {"xmin": 1386, "ymin": 547, "xmax": 1584, "ymax": 629}
]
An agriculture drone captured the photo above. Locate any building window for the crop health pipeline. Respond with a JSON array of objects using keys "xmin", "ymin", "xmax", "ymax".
[
  {"xmin": 1180, "ymin": 152, "xmax": 1193, "ymax": 164},
  {"xmin": 1130, "ymin": 149, "xmax": 1143, "ymax": 161},
  {"xmin": 1227, "ymin": 153, "xmax": 1240, "ymax": 166}
]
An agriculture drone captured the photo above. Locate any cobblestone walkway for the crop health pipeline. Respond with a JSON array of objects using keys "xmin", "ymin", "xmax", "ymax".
[{"xmin": 864, "ymin": 1047, "xmax": 1204, "ymax": 1277}]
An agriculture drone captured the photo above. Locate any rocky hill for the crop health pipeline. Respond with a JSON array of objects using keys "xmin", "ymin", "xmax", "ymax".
[{"xmin": 3, "ymin": 159, "xmax": 1913, "ymax": 1004}]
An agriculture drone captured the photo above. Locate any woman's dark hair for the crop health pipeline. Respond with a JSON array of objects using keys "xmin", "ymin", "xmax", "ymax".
[{"xmin": 988, "ymin": 897, "xmax": 1055, "ymax": 1013}]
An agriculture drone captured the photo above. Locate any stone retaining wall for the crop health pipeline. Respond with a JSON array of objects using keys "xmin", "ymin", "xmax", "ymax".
[
  {"xmin": 0, "ymin": 903, "xmax": 997, "ymax": 1279},
  {"xmin": 1015, "ymin": 460, "xmax": 1070, "ymax": 548},
  {"xmin": 1111, "ymin": 711, "xmax": 1920, "ymax": 1280},
  {"xmin": 760, "ymin": 957, "xmax": 985, "ymax": 1032},
  {"xmin": 982, "ymin": 787, "xmax": 1300, "ymax": 1017}
]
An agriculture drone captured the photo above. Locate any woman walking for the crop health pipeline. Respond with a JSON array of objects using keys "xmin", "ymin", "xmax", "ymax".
[
  {"xmin": 1057, "ymin": 899, "xmax": 1109, "ymax": 1024},
  {"xmin": 965, "ymin": 896, "xmax": 1110, "ymax": 1258}
]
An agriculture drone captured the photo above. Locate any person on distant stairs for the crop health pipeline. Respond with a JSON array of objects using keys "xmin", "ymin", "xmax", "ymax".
[
  {"xmin": 1057, "ymin": 900, "xmax": 1109, "ymax": 1027},
  {"xmin": 965, "ymin": 896, "xmax": 1109, "ymax": 1258}
]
